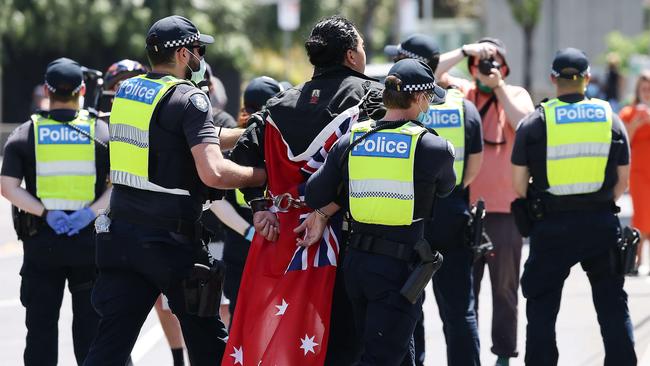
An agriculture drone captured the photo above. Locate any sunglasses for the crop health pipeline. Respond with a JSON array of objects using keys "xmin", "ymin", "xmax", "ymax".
[{"xmin": 183, "ymin": 44, "xmax": 206, "ymax": 57}]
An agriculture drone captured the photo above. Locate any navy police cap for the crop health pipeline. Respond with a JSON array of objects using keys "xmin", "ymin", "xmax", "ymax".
[
  {"xmin": 44, "ymin": 57, "xmax": 84, "ymax": 96},
  {"xmin": 146, "ymin": 15, "xmax": 214, "ymax": 51},
  {"xmin": 385, "ymin": 59, "xmax": 446, "ymax": 104},
  {"xmin": 384, "ymin": 34, "xmax": 441, "ymax": 63},
  {"xmin": 244, "ymin": 76, "xmax": 282, "ymax": 113},
  {"xmin": 552, "ymin": 47, "xmax": 590, "ymax": 79}
]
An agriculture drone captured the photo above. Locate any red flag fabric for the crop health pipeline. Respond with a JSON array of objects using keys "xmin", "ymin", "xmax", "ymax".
[{"xmin": 222, "ymin": 106, "xmax": 360, "ymax": 366}]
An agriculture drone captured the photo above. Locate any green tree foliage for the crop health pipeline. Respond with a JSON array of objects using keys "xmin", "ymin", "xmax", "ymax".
[
  {"xmin": 506, "ymin": 0, "xmax": 542, "ymax": 90},
  {"xmin": 604, "ymin": 30, "xmax": 650, "ymax": 73},
  {"xmin": 2, "ymin": 0, "xmax": 253, "ymax": 71}
]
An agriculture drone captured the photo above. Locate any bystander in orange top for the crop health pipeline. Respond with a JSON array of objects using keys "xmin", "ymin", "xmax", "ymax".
[{"xmin": 621, "ymin": 71, "xmax": 650, "ymax": 233}]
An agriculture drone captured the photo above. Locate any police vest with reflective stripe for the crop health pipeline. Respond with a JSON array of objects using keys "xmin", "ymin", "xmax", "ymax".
[
  {"xmin": 422, "ymin": 88, "xmax": 465, "ymax": 186},
  {"xmin": 235, "ymin": 189, "xmax": 249, "ymax": 208},
  {"xmin": 542, "ymin": 97, "xmax": 612, "ymax": 196},
  {"xmin": 348, "ymin": 120, "xmax": 426, "ymax": 226},
  {"xmin": 110, "ymin": 75, "xmax": 194, "ymax": 196},
  {"xmin": 33, "ymin": 111, "xmax": 96, "ymax": 210}
]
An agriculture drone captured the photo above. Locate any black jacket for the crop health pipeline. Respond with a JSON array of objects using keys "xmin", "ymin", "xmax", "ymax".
[{"xmin": 231, "ymin": 65, "xmax": 384, "ymax": 201}]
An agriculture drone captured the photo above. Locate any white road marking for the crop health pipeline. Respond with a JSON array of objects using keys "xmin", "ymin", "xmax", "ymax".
[
  {"xmin": 131, "ymin": 322, "xmax": 164, "ymax": 363},
  {"xmin": 0, "ymin": 298, "xmax": 21, "ymax": 308}
]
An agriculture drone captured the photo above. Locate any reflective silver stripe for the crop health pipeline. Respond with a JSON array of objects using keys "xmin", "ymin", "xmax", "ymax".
[
  {"xmin": 111, "ymin": 170, "xmax": 190, "ymax": 196},
  {"xmin": 547, "ymin": 142, "xmax": 610, "ymax": 160},
  {"xmin": 42, "ymin": 198, "xmax": 89, "ymax": 211},
  {"xmin": 36, "ymin": 161, "xmax": 96, "ymax": 177},
  {"xmin": 110, "ymin": 124, "xmax": 149, "ymax": 148},
  {"xmin": 349, "ymin": 179, "xmax": 414, "ymax": 200},
  {"xmin": 548, "ymin": 182, "xmax": 603, "ymax": 195},
  {"xmin": 454, "ymin": 149, "xmax": 465, "ymax": 162}
]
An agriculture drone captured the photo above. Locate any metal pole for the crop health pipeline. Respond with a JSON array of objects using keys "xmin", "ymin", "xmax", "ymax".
[{"xmin": 283, "ymin": 30, "xmax": 291, "ymax": 80}]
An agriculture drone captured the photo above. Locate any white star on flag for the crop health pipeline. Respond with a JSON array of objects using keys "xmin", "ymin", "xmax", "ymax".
[
  {"xmin": 275, "ymin": 299, "xmax": 289, "ymax": 316},
  {"xmin": 300, "ymin": 334, "xmax": 318, "ymax": 355},
  {"xmin": 230, "ymin": 346, "xmax": 243, "ymax": 365}
]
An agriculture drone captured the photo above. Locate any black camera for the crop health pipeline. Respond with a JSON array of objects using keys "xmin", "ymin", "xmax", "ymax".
[{"xmin": 478, "ymin": 58, "xmax": 500, "ymax": 76}]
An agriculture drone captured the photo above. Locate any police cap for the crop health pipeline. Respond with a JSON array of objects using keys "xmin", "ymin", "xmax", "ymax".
[
  {"xmin": 552, "ymin": 47, "xmax": 590, "ymax": 79},
  {"xmin": 44, "ymin": 57, "xmax": 84, "ymax": 96},
  {"xmin": 146, "ymin": 15, "xmax": 214, "ymax": 52},
  {"xmin": 384, "ymin": 34, "xmax": 441, "ymax": 63},
  {"xmin": 385, "ymin": 59, "xmax": 446, "ymax": 104},
  {"xmin": 243, "ymin": 76, "xmax": 282, "ymax": 114}
]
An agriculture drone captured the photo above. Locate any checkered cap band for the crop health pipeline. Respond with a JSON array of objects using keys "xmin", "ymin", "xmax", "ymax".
[
  {"xmin": 163, "ymin": 32, "xmax": 201, "ymax": 49},
  {"xmin": 397, "ymin": 46, "xmax": 430, "ymax": 63},
  {"xmin": 402, "ymin": 82, "xmax": 435, "ymax": 92},
  {"xmin": 44, "ymin": 81, "xmax": 83, "ymax": 95}
]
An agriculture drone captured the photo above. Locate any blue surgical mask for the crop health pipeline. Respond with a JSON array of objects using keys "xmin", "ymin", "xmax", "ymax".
[{"xmin": 416, "ymin": 95, "xmax": 430, "ymax": 124}]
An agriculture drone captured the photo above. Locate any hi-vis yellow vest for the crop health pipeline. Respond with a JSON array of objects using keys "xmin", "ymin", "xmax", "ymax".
[
  {"xmin": 110, "ymin": 75, "xmax": 194, "ymax": 195},
  {"xmin": 235, "ymin": 189, "xmax": 249, "ymax": 208},
  {"xmin": 422, "ymin": 88, "xmax": 465, "ymax": 185},
  {"xmin": 348, "ymin": 120, "xmax": 426, "ymax": 226},
  {"xmin": 33, "ymin": 110, "xmax": 96, "ymax": 210},
  {"xmin": 542, "ymin": 97, "xmax": 612, "ymax": 195}
]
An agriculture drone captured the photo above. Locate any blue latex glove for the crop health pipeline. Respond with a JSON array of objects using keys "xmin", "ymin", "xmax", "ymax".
[
  {"xmin": 244, "ymin": 226, "xmax": 255, "ymax": 242},
  {"xmin": 46, "ymin": 210, "xmax": 71, "ymax": 235},
  {"xmin": 67, "ymin": 207, "xmax": 96, "ymax": 236}
]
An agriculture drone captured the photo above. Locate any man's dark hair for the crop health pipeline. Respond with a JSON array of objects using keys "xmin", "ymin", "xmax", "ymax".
[
  {"xmin": 383, "ymin": 76, "xmax": 417, "ymax": 109},
  {"xmin": 304, "ymin": 15, "xmax": 359, "ymax": 68},
  {"xmin": 49, "ymin": 92, "xmax": 80, "ymax": 104},
  {"xmin": 146, "ymin": 34, "xmax": 179, "ymax": 67}
]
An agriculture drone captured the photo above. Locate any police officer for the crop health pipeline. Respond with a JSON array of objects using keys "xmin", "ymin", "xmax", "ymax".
[
  {"xmin": 211, "ymin": 76, "xmax": 282, "ymax": 317},
  {"xmin": 512, "ymin": 48, "xmax": 636, "ymax": 366},
  {"xmin": 83, "ymin": 16, "xmax": 266, "ymax": 366},
  {"xmin": 386, "ymin": 34, "xmax": 484, "ymax": 366},
  {"xmin": 299, "ymin": 58, "xmax": 456, "ymax": 365},
  {"xmin": 1, "ymin": 58, "xmax": 111, "ymax": 365}
]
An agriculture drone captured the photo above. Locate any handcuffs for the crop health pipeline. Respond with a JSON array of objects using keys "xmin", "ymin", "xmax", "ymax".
[{"xmin": 249, "ymin": 193, "xmax": 307, "ymax": 213}]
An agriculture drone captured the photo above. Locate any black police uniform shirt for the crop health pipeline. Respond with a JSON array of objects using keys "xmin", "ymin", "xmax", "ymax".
[
  {"xmin": 1, "ymin": 109, "xmax": 110, "ymax": 203},
  {"xmin": 511, "ymin": 93, "xmax": 630, "ymax": 204},
  {"xmin": 426, "ymin": 99, "xmax": 483, "ymax": 249},
  {"xmin": 221, "ymin": 189, "xmax": 253, "ymax": 268},
  {"xmin": 305, "ymin": 123, "xmax": 457, "ymax": 246},
  {"xmin": 110, "ymin": 72, "xmax": 220, "ymax": 222},
  {"xmin": 230, "ymin": 65, "xmax": 385, "ymax": 201}
]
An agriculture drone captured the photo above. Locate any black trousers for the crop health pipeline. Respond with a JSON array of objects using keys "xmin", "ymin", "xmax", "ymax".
[
  {"xmin": 21, "ymin": 228, "xmax": 98, "ymax": 366},
  {"xmin": 83, "ymin": 219, "xmax": 228, "ymax": 366}
]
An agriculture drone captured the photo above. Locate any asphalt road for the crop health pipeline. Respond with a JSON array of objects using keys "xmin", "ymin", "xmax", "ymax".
[{"xmin": 0, "ymin": 195, "xmax": 649, "ymax": 365}]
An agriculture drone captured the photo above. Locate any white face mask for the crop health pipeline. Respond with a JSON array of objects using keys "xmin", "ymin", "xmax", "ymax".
[{"xmin": 185, "ymin": 50, "xmax": 206, "ymax": 85}]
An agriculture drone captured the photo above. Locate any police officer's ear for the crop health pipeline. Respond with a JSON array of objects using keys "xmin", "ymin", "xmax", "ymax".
[
  {"xmin": 79, "ymin": 84, "xmax": 86, "ymax": 97},
  {"xmin": 550, "ymin": 75, "xmax": 558, "ymax": 86}
]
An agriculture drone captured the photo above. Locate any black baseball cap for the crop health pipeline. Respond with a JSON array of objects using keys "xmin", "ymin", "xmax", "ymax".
[
  {"xmin": 44, "ymin": 57, "xmax": 84, "ymax": 96},
  {"xmin": 384, "ymin": 34, "xmax": 441, "ymax": 63},
  {"xmin": 244, "ymin": 76, "xmax": 282, "ymax": 113},
  {"xmin": 385, "ymin": 59, "xmax": 446, "ymax": 104},
  {"xmin": 468, "ymin": 37, "xmax": 510, "ymax": 76},
  {"xmin": 146, "ymin": 15, "xmax": 214, "ymax": 51},
  {"xmin": 552, "ymin": 47, "xmax": 590, "ymax": 79}
]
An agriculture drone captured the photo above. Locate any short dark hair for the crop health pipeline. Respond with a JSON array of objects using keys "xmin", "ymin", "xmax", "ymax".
[
  {"xmin": 146, "ymin": 46, "xmax": 177, "ymax": 67},
  {"xmin": 383, "ymin": 76, "xmax": 417, "ymax": 109},
  {"xmin": 49, "ymin": 92, "xmax": 80, "ymax": 104},
  {"xmin": 304, "ymin": 15, "xmax": 359, "ymax": 67}
]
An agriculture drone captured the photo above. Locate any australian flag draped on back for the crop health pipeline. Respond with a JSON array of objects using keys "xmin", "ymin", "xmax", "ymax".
[{"xmin": 222, "ymin": 82, "xmax": 364, "ymax": 365}]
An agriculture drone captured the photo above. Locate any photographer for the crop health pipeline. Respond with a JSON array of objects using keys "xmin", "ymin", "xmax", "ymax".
[{"xmin": 435, "ymin": 37, "xmax": 534, "ymax": 366}]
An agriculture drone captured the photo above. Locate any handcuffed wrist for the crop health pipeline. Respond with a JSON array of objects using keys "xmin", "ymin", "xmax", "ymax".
[{"xmin": 315, "ymin": 208, "xmax": 330, "ymax": 220}]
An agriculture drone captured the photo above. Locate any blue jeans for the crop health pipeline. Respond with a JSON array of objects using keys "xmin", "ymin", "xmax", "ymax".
[{"xmin": 521, "ymin": 210, "xmax": 636, "ymax": 366}]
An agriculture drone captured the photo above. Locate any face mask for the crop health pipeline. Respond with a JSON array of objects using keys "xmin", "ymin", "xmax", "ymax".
[
  {"xmin": 476, "ymin": 79, "xmax": 493, "ymax": 94},
  {"xmin": 416, "ymin": 95, "xmax": 430, "ymax": 123},
  {"xmin": 185, "ymin": 50, "xmax": 206, "ymax": 85}
]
